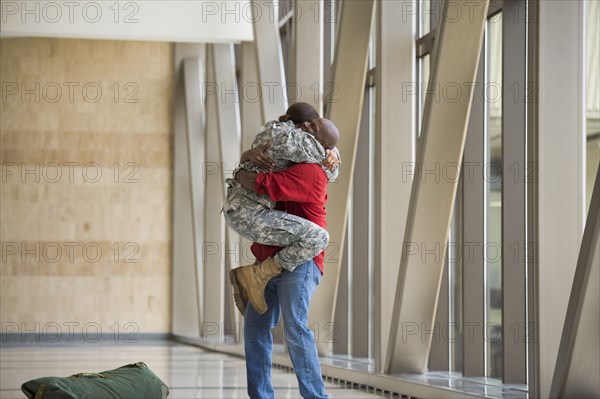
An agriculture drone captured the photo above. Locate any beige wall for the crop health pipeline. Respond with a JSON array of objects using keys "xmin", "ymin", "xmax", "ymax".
[{"xmin": 0, "ymin": 38, "xmax": 173, "ymax": 335}]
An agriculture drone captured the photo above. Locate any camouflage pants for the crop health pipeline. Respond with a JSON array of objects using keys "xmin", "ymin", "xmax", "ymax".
[{"xmin": 223, "ymin": 188, "xmax": 329, "ymax": 272}]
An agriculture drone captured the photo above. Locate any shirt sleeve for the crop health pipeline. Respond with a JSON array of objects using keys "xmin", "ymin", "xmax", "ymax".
[{"xmin": 255, "ymin": 163, "xmax": 328, "ymax": 203}]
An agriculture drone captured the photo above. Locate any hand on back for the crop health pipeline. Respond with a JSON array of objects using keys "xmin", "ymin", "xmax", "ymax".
[{"xmin": 247, "ymin": 143, "xmax": 275, "ymax": 171}]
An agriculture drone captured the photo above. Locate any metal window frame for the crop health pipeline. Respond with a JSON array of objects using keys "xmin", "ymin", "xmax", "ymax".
[
  {"xmin": 501, "ymin": 0, "xmax": 527, "ymax": 384},
  {"xmin": 333, "ymin": 222, "xmax": 349, "ymax": 355},
  {"xmin": 172, "ymin": 44, "xmax": 206, "ymax": 338},
  {"xmin": 311, "ymin": 0, "xmax": 375, "ymax": 356},
  {"xmin": 293, "ymin": 0, "xmax": 324, "ymax": 114},
  {"xmin": 236, "ymin": 41, "xmax": 263, "ymax": 335},
  {"xmin": 202, "ymin": 48, "xmax": 226, "ymax": 332},
  {"xmin": 526, "ymin": 1, "xmax": 539, "ymax": 394},
  {"xmin": 483, "ymin": 11, "xmax": 501, "ymax": 378},
  {"xmin": 429, "ymin": 251, "xmax": 450, "ymax": 371},
  {"xmin": 250, "ymin": 0, "xmax": 288, "ymax": 120},
  {"xmin": 212, "ymin": 43, "xmax": 243, "ymax": 334},
  {"xmin": 386, "ymin": 0, "xmax": 490, "ymax": 374},
  {"xmin": 550, "ymin": 164, "xmax": 600, "ymax": 398},
  {"xmin": 416, "ymin": 0, "xmax": 531, "ymax": 381},
  {"xmin": 351, "ymin": 83, "xmax": 373, "ymax": 359},
  {"xmin": 450, "ymin": 180, "xmax": 464, "ymax": 372},
  {"xmin": 416, "ymin": 31, "xmax": 436, "ymax": 58},
  {"xmin": 182, "ymin": 57, "xmax": 208, "ymax": 333},
  {"xmin": 374, "ymin": 0, "xmax": 416, "ymax": 373},
  {"xmin": 336, "ymin": 19, "xmax": 377, "ymax": 360},
  {"xmin": 533, "ymin": 2, "xmax": 587, "ymax": 397},
  {"xmin": 461, "ymin": 46, "xmax": 486, "ymax": 378}
]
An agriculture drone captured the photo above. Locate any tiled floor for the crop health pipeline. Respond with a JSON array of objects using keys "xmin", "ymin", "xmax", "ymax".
[{"xmin": 0, "ymin": 341, "xmax": 384, "ymax": 398}]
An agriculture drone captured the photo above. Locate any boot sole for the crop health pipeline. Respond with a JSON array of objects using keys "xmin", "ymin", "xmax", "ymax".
[
  {"xmin": 229, "ymin": 268, "xmax": 268, "ymax": 315},
  {"xmin": 229, "ymin": 269, "xmax": 247, "ymax": 317}
]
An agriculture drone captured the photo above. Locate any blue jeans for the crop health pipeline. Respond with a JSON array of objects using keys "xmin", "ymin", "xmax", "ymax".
[{"xmin": 244, "ymin": 259, "xmax": 328, "ymax": 399}]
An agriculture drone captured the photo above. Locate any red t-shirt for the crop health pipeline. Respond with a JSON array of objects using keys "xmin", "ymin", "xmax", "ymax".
[{"xmin": 251, "ymin": 163, "xmax": 328, "ymax": 274}]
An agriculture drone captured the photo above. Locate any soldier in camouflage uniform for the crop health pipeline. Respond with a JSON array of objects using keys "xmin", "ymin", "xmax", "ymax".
[
  {"xmin": 223, "ymin": 118, "xmax": 339, "ymax": 273},
  {"xmin": 225, "ymin": 103, "xmax": 340, "ymax": 317}
]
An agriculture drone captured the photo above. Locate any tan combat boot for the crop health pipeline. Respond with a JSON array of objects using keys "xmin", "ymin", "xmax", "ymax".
[
  {"xmin": 231, "ymin": 280, "xmax": 248, "ymax": 317},
  {"xmin": 229, "ymin": 257, "xmax": 283, "ymax": 315}
]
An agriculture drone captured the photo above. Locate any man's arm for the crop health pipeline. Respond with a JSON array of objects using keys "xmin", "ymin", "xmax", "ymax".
[
  {"xmin": 235, "ymin": 169, "xmax": 258, "ymax": 191},
  {"xmin": 240, "ymin": 150, "xmax": 250, "ymax": 164},
  {"xmin": 239, "ymin": 144, "xmax": 275, "ymax": 171}
]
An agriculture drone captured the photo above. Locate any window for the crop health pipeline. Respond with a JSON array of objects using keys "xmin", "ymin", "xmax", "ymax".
[
  {"xmin": 586, "ymin": 1, "xmax": 600, "ymax": 210},
  {"xmin": 485, "ymin": 10, "xmax": 503, "ymax": 378},
  {"xmin": 417, "ymin": 2, "xmax": 529, "ymax": 383}
]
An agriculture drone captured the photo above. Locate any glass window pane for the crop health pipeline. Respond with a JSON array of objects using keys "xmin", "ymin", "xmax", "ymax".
[
  {"xmin": 450, "ymin": 184, "xmax": 463, "ymax": 372},
  {"xmin": 485, "ymin": 11, "xmax": 503, "ymax": 379},
  {"xmin": 419, "ymin": 0, "xmax": 432, "ymax": 37},
  {"xmin": 587, "ymin": 1, "xmax": 600, "ymax": 210},
  {"xmin": 417, "ymin": 54, "xmax": 430, "ymax": 137},
  {"xmin": 330, "ymin": 0, "xmax": 342, "ymax": 65},
  {"xmin": 369, "ymin": 7, "xmax": 376, "ymax": 68}
]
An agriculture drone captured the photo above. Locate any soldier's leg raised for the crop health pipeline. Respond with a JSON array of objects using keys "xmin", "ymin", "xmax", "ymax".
[{"xmin": 224, "ymin": 199, "xmax": 329, "ymax": 315}]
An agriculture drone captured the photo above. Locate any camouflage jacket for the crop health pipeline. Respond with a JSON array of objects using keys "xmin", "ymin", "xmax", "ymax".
[
  {"xmin": 225, "ymin": 120, "xmax": 340, "ymax": 208},
  {"xmin": 241, "ymin": 120, "xmax": 339, "ymax": 181}
]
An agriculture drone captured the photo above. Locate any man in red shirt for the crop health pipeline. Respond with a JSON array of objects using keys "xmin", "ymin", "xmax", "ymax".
[
  {"xmin": 234, "ymin": 140, "xmax": 335, "ymax": 398},
  {"xmin": 243, "ymin": 162, "xmax": 329, "ymax": 273}
]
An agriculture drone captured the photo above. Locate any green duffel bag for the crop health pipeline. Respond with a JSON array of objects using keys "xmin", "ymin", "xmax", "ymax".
[{"xmin": 21, "ymin": 362, "xmax": 169, "ymax": 399}]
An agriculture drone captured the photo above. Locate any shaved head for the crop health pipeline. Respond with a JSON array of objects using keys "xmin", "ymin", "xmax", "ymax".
[{"xmin": 300, "ymin": 118, "xmax": 340, "ymax": 150}]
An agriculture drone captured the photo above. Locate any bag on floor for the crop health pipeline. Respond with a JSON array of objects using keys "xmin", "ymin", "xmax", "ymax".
[{"xmin": 21, "ymin": 361, "xmax": 169, "ymax": 399}]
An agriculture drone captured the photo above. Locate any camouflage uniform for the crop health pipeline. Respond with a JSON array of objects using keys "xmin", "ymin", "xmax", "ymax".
[{"xmin": 223, "ymin": 120, "xmax": 339, "ymax": 272}]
